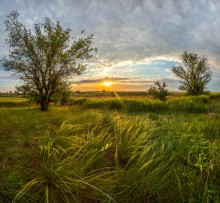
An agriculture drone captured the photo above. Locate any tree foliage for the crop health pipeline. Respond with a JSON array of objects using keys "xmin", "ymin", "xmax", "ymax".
[
  {"xmin": 15, "ymin": 84, "xmax": 40, "ymax": 103},
  {"xmin": 172, "ymin": 51, "xmax": 212, "ymax": 95},
  {"xmin": 148, "ymin": 81, "xmax": 169, "ymax": 101},
  {"xmin": 1, "ymin": 11, "xmax": 96, "ymax": 111},
  {"xmin": 52, "ymin": 81, "xmax": 71, "ymax": 105}
]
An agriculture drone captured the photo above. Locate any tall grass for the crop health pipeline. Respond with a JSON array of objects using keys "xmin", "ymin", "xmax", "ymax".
[
  {"xmin": 70, "ymin": 95, "xmax": 211, "ymax": 113},
  {"xmin": 12, "ymin": 121, "xmax": 116, "ymax": 203},
  {"xmin": 9, "ymin": 108, "xmax": 220, "ymax": 202},
  {"xmin": 1, "ymin": 98, "xmax": 220, "ymax": 202}
]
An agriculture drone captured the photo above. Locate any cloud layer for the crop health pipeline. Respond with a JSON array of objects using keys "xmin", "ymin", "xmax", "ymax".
[{"xmin": 0, "ymin": 0, "xmax": 220, "ymax": 91}]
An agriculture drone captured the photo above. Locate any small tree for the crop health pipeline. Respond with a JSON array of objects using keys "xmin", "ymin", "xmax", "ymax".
[
  {"xmin": 52, "ymin": 81, "xmax": 71, "ymax": 105},
  {"xmin": 1, "ymin": 11, "xmax": 96, "ymax": 111},
  {"xmin": 172, "ymin": 51, "xmax": 212, "ymax": 95},
  {"xmin": 148, "ymin": 81, "xmax": 169, "ymax": 101}
]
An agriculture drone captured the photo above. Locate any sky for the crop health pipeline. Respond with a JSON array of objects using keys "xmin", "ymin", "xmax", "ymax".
[{"xmin": 0, "ymin": 0, "xmax": 220, "ymax": 92}]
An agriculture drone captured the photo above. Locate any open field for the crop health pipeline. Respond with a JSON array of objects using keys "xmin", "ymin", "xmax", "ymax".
[
  {"xmin": 0, "ymin": 97, "xmax": 28, "ymax": 108},
  {"xmin": 0, "ymin": 97, "xmax": 27, "ymax": 103},
  {"xmin": 0, "ymin": 94, "xmax": 220, "ymax": 202},
  {"xmin": 70, "ymin": 90, "xmax": 187, "ymax": 99}
]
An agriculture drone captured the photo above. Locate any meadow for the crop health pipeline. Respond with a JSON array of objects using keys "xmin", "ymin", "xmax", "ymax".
[
  {"xmin": 0, "ymin": 97, "xmax": 26, "ymax": 103},
  {"xmin": 0, "ymin": 96, "xmax": 28, "ymax": 107},
  {"xmin": 0, "ymin": 92, "xmax": 220, "ymax": 202}
]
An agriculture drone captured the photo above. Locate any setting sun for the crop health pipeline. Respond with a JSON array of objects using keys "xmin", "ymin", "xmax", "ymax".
[{"xmin": 103, "ymin": 82, "xmax": 112, "ymax": 87}]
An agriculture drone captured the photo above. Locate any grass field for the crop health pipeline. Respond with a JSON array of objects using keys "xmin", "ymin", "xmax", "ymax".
[
  {"xmin": 0, "ymin": 97, "xmax": 28, "ymax": 108},
  {"xmin": 0, "ymin": 93, "xmax": 220, "ymax": 202},
  {"xmin": 0, "ymin": 97, "xmax": 27, "ymax": 103}
]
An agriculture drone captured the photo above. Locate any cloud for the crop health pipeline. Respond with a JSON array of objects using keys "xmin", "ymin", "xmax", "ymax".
[
  {"xmin": 71, "ymin": 77, "xmax": 149, "ymax": 84},
  {"xmin": 1, "ymin": 0, "xmax": 220, "ymax": 66},
  {"xmin": 0, "ymin": 0, "xmax": 220, "ymax": 91},
  {"xmin": 70, "ymin": 76, "xmax": 181, "ymax": 91}
]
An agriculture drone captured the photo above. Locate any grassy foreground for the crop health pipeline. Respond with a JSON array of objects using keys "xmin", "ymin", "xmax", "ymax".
[{"xmin": 0, "ymin": 95, "xmax": 220, "ymax": 202}]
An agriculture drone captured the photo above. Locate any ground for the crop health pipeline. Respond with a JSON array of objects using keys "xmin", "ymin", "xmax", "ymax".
[{"xmin": 0, "ymin": 92, "xmax": 220, "ymax": 202}]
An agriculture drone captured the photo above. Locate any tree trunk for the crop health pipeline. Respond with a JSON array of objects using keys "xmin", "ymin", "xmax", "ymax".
[{"xmin": 40, "ymin": 95, "xmax": 49, "ymax": 111}]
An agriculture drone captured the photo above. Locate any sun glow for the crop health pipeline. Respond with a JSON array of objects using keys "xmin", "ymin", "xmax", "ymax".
[{"xmin": 103, "ymin": 82, "xmax": 112, "ymax": 87}]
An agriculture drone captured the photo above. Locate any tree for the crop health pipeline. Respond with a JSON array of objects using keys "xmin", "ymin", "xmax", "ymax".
[
  {"xmin": 15, "ymin": 84, "xmax": 40, "ymax": 103},
  {"xmin": 148, "ymin": 81, "xmax": 169, "ymax": 101},
  {"xmin": 172, "ymin": 51, "xmax": 212, "ymax": 95},
  {"xmin": 1, "ymin": 11, "xmax": 96, "ymax": 111},
  {"xmin": 52, "ymin": 81, "xmax": 71, "ymax": 105}
]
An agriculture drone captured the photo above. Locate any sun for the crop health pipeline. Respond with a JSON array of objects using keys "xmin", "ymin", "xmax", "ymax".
[{"xmin": 103, "ymin": 82, "xmax": 112, "ymax": 87}]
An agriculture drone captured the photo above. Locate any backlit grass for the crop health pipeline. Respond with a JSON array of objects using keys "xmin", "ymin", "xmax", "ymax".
[
  {"xmin": 0, "ymin": 97, "xmax": 27, "ymax": 103},
  {"xmin": 70, "ymin": 95, "xmax": 211, "ymax": 113},
  {"xmin": 0, "ymin": 95, "xmax": 220, "ymax": 202}
]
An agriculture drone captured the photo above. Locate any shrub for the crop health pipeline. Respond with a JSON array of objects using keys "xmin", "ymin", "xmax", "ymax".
[{"xmin": 148, "ymin": 81, "xmax": 169, "ymax": 101}]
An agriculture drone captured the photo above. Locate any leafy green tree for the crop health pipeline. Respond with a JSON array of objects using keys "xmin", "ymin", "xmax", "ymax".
[
  {"xmin": 52, "ymin": 81, "xmax": 71, "ymax": 105},
  {"xmin": 172, "ymin": 51, "xmax": 212, "ymax": 95},
  {"xmin": 148, "ymin": 81, "xmax": 169, "ymax": 101},
  {"xmin": 15, "ymin": 84, "xmax": 40, "ymax": 103},
  {"xmin": 1, "ymin": 11, "xmax": 96, "ymax": 111}
]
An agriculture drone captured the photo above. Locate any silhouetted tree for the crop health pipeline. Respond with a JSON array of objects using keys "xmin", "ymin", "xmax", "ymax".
[
  {"xmin": 1, "ymin": 11, "xmax": 96, "ymax": 111},
  {"xmin": 172, "ymin": 51, "xmax": 212, "ymax": 95}
]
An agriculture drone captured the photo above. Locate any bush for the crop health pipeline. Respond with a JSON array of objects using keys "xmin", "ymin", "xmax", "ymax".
[{"xmin": 148, "ymin": 81, "xmax": 169, "ymax": 101}]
